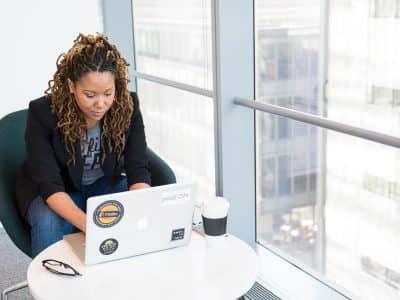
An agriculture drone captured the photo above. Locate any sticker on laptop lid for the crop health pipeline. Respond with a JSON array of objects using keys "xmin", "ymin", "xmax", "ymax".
[
  {"xmin": 93, "ymin": 200, "xmax": 124, "ymax": 228},
  {"xmin": 171, "ymin": 228, "xmax": 185, "ymax": 241},
  {"xmin": 99, "ymin": 238, "xmax": 118, "ymax": 255},
  {"xmin": 161, "ymin": 189, "xmax": 191, "ymax": 206}
]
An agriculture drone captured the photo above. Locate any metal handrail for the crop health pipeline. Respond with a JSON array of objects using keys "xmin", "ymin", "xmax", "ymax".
[
  {"xmin": 234, "ymin": 97, "xmax": 400, "ymax": 149},
  {"xmin": 132, "ymin": 71, "xmax": 214, "ymax": 98}
]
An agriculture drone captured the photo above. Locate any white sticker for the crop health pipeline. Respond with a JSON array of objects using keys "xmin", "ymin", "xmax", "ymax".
[{"xmin": 161, "ymin": 189, "xmax": 191, "ymax": 205}]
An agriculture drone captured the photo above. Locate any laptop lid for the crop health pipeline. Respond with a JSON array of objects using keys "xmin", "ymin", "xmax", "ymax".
[{"xmin": 65, "ymin": 182, "xmax": 195, "ymax": 265}]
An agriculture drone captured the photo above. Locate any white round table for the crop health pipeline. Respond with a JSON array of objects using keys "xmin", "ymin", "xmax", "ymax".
[{"xmin": 27, "ymin": 231, "xmax": 258, "ymax": 300}]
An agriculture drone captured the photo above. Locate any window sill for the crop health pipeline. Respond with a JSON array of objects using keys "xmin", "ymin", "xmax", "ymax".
[{"xmin": 255, "ymin": 244, "xmax": 351, "ymax": 300}]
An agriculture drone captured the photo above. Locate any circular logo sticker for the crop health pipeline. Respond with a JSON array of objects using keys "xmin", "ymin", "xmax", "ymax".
[
  {"xmin": 93, "ymin": 200, "xmax": 124, "ymax": 228},
  {"xmin": 99, "ymin": 238, "xmax": 118, "ymax": 255}
]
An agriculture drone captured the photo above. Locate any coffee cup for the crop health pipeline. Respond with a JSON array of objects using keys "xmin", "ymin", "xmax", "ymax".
[{"xmin": 201, "ymin": 196, "xmax": 230, "ymax": 247}]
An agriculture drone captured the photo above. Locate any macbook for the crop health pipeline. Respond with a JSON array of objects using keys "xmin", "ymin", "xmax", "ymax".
[{"xmin": 63, "ymin": 182, "xmax": 196, "ymax": 265}]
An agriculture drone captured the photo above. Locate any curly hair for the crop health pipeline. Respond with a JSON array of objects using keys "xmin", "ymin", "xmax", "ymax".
[{"xmin": 45, "ymin": 33, "xmax": 134, "ymax": 165}]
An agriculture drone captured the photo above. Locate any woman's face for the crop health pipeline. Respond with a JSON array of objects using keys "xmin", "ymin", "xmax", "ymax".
[{"xmin": 68, "ymin": 71, "xmax": 115, "ymax": 128}]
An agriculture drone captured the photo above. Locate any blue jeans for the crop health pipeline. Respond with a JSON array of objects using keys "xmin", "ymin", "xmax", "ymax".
[{"xmin": 26, "ymin": 177, "xmax": 128, "ymax": 257}]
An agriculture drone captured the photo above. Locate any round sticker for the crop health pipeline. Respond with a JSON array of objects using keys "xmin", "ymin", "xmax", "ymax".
[
  {"xmin": 99, "ymin": 238, "xmax": 118, "ymax": 255},
  {"xmin": 93, "ymin": 200, "xmax": 124, "ymax": 228}
]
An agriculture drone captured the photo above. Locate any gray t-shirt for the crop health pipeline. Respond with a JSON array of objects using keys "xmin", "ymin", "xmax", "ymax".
[{"xmin": 81, "ymin": 123, "xmax": 104, "ymax": 185}]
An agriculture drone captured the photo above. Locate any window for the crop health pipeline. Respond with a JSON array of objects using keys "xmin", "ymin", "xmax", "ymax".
[
  {"xmin": 363, "ymin": 173, "xmax": 400, "ymax": 202},
  {"xmin": 132, "ymin": 0, "xmax": 212, "ymax": 90},
  {"xmin": 370, "ymin": 85, "xmax": 400, "ymax": 107},
  {"xmin": 256, "ymin": 1, "xmax": 400, "ymax": 299},
  {"xmin": 131, "ymin": 0, "xmax": 214, "ymax": 223},
  {"xmin": 136, "ymin": 29, "xmax": 160, "ymax": 58},
  {"xmin": 373, "ymin": 0, "xmax": 400, "ymax": 18},
  {"xmin": 361, "ymin": 256, "xmax": 400, "ymax": 290},
  {"xmin": 137, "ymin": 79, "xmax": 215, "ymax": 205}
]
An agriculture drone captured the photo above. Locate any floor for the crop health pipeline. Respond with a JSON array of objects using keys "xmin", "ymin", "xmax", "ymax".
[{"xmin": 0, "ymin": 227, "xmax": 33, "ymax": 299}]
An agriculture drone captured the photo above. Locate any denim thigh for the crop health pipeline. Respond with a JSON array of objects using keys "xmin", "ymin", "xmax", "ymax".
[
  {"xmin": 26, "ymin": 193, "xmax": 85, "ymax": 257},
  {"xmin": 25, "ymin": 178, "xmax": 127, "ymax": 257}
]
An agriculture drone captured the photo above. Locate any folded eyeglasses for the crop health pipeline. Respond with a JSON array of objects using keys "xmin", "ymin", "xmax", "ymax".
[{"xmin": 42, "ymin": 259, "xmax": 82, "ymax": 277}]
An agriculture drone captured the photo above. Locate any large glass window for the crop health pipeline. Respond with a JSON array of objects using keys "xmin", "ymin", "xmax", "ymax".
[
  {"xmin": 137, "ymin": 79, "xmax": 215, "ymax": 207},
  {"xmin": 132, "ymin": 0, "xmax": 212, "ymax": 90},
  {"xmin": 257, "ymin": 119, "xmax": 400, "ymax": 300},
  {"xmin": 255, "ymin": 1, "xmax": 400, "ymax": 299},
  {"xmin": 256, "ymin": 0, "xmax": 400, "ymax": 138},
  {"xmin": 131, "ymin": 0, "xmax": 215, "ymax": 222}
]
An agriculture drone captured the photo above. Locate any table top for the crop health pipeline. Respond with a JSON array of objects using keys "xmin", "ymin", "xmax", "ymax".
[{"xmin": 27, "ymin": 231, "xmax": 258, "ymax": 300}]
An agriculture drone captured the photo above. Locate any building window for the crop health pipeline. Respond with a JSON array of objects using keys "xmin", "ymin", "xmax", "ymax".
[
  {"xmin": 363, "ymin": 173, "xmax": 400, "ymax": 202},
  {"xmin": 361, "ymin": 256, "xmax": 400, "ymax": 289},
  {"xmin": 370, "ymin": 86, "xmax": 400, "ymax": 107},
  {"xmin": 373, "ymin": 0, "xmax": 400, "ymax": 18}
]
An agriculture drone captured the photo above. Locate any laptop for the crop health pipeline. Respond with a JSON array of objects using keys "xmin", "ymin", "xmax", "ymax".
[{"xmin": 63, "ymin": 182, "xmax": 196, "ymax": 265}]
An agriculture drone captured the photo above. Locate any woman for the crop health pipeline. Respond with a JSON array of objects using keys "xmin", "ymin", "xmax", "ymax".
[{"xmin": 16, "ymin": 33, "xmax": 151, "ymax": 257}]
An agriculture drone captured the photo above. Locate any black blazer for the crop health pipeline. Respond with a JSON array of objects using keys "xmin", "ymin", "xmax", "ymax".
[{"xmin": 16, "ymin": 92, "xmax": 151, "ymax": 216}]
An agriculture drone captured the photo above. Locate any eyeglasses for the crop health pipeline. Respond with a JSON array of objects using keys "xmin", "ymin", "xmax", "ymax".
[{"xmin": 42, "ymin": 259, "xmax": 82, "ymax": 277}]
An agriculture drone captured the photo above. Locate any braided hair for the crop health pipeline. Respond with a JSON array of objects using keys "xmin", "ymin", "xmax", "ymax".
[{"xmin": 45, "ymin": 33, "xmax": 133, "ymax": 164}]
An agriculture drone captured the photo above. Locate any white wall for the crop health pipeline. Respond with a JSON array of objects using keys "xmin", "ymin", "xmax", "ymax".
[{"xmin": 0, "ymin": 0, "xmax": 103, "ymax": 118}]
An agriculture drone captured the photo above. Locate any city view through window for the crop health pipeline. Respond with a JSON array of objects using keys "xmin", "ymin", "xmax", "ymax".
[
  {"xmin": 132, "ymin": 0, "xmax": 214, "ymax": 223},
  {"xmin": 255, "ymin": 1, "xmax": 400, "ymax": 299},
  {"xmin": 131, "ymin": 1, "xmax": 400, "ymax": 299}
]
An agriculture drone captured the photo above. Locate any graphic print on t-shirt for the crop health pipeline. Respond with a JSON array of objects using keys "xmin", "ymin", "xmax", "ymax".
[
  {"xmin": 82, "ymin": 124, "xmax": 104, "ymax": 185},
  {"xmin": 84, "ymin": 135, "xmax": 101, "ymax": 170}
]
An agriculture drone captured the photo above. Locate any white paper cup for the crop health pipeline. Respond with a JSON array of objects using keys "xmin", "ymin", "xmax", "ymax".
[{"xmin": 201, "ymin": 197, "xmax": 230, "ymax": 247}]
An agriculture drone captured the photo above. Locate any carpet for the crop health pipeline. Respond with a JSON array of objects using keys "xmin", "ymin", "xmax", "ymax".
[{"xmin": 0, "ymin": 227, "xmax": 33, "ymax": 299}]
